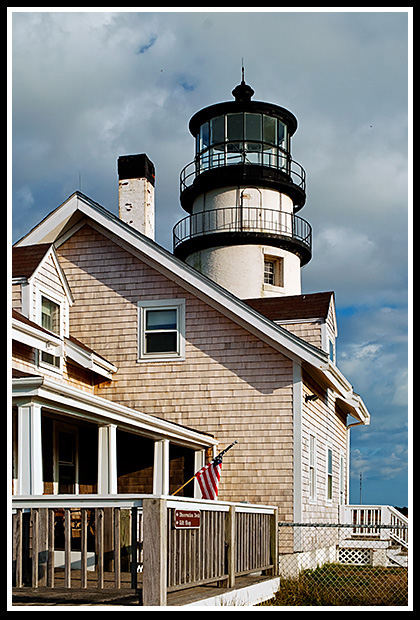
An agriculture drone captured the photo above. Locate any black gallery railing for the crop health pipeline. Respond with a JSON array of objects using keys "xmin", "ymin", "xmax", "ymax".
[
  {"xmin": 173, "ymin": 207, "xmax": 312, "ymax": 255},
  {"xmin": 180, "ymin": 146, "xmax": 306, "ymax": 195}
]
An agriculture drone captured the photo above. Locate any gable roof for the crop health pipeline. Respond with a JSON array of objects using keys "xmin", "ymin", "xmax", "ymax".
[
  {"xmin": 244, "ymin": 292, "xmax": 334, "ymax": 323},
  {"xmin": 12, "ymin": 242, "xmax": 74, "ymax": 305},
  {"xmin": 14, "ymin": 191, "xmax": 369, "ymax": 424},
  {"xmin": 12, "ymin": 243, "xmax": 52, "ymax": 279}
]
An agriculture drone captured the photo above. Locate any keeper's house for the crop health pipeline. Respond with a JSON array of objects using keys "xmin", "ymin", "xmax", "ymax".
[{"xmin": 12, "ymin": 79, "xmax": 369, "ymax": 525}]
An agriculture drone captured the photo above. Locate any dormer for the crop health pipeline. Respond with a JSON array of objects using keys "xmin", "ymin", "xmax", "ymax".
[
  {"xmin": 12, "ymin": 244, "xmax": 73, "ymax": 372},
  {"xmin": 321, "ymin": 293, "xmax": 338, "ymax": 364},
  {"xmin": 244, "ymin": 291, "xmax": 338, "ymax": 361},
  {"xmin": 12, "ymin": 243, "xmax": 117, "ymax": 380}
]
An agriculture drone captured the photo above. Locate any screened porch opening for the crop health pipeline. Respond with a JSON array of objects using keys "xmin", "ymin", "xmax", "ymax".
[{"xmin": 116, "ymin": 431, "xmax": 155, "ymax": 494}]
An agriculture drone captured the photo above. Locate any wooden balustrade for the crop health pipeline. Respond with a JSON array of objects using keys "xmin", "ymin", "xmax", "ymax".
[{"xmin": 12, "ymin": 495, "xmax": 278, "ymax": 606}]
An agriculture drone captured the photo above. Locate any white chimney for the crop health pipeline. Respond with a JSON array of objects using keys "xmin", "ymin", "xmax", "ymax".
[{"xmin": 118, "ymin": 154, "xmax": 155, "ymax": 239}]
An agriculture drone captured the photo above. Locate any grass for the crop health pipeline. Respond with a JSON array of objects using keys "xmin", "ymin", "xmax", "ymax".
[{"xmin": 260, "ymin": 563, "xmax": 408, "ymax": 606}]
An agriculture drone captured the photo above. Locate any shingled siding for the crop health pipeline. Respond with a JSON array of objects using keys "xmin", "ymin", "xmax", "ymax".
[
  {"xmin": 57, "ymin": 224, "xmax": 295, "ymax": 517},
  {"xmin": 301, "ymin": 370, "xmax": 348, "ymax": 522}
]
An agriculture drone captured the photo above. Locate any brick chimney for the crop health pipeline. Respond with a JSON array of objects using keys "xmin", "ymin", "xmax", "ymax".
[{"xmin": 118, "ymin": 154, "xmax": 155, "ymax": 239}]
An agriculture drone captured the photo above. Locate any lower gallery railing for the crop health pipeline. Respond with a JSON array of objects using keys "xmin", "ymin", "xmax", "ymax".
[{"xmin": 12, "ymin": 495, "xmax": 278, "ymax": 606}]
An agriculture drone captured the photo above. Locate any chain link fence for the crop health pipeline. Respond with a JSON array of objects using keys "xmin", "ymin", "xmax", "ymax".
[{"xmin": 268, "ymin": 523, "xmax": 409, "ymax": 606}]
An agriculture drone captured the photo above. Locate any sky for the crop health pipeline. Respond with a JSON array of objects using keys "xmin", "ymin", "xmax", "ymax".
[{"xmin": 9, "ymin": 8, "xmax": 411, "ymax": 508}]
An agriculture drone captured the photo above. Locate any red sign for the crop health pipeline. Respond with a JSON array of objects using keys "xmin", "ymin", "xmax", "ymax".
[{"xmin": 174, "ymin": 509, "xmax": 201, "ymax": 529}]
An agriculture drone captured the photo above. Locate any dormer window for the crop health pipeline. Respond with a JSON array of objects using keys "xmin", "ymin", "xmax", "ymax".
[
  {"xmin": 41, "ymin": 296, "xmax": 60, "ymax": 334},
  {"xmin": 40, "ymin": 294, "xmax": 62, "ymax": 369}
]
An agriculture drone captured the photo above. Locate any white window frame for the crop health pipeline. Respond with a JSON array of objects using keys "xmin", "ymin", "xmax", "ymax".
[
  {"xmin": 326, "ymin": 446, "xmax": 333, "ymax": 503},
  {"xmin": 36, "ymin": 288, "xmax": 65, "ymax": 374},
  {"xmin": 309, "ymin": 433, "xmax": 317, "ymax": 503},
  {"xmin": 320, "ymin": 324, "xmax": 336, "ymax": 364},
  {"xmin": 138, "ymin": 299, "xmax": 186, "ymax": 362}
]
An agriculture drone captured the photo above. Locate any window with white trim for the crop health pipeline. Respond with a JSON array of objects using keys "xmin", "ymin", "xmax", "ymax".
[
  {"xmin": 309, "ymin": 434, "xmax": 317, "ymax": 502},
  {"xmin": 138, "ymin": 299, "xmax": 185, "ymax": 361},
  {"xmin": 326, "ymin": 447, "xmax": 333, "ymax": 502},
  {"xmin": 40, "ymin": 294, "xmax": 61, "ymax": 369}
]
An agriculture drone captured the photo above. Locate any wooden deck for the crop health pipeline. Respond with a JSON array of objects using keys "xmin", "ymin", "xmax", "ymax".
[
  {"xmin": 12, "ymin": 573, "xmax": 279, "ymax": 607},
  {"xmin": 12, "ymin": 496, "xmax": 279, "ymax": 606}
]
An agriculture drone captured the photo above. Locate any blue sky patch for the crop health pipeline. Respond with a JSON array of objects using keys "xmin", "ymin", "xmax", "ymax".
[{"xmin": 137, "ymin": 35, "xmax": 157, "ymax": 55}]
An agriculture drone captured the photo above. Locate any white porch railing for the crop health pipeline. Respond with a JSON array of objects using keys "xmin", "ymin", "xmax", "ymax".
[{"xmin": 340, "ymin": 505, "xmax": 408, "ymax": 549}]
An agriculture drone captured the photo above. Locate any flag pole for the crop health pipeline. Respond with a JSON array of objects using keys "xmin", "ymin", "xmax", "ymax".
[
  {"xmin": 172, "ymin": 441, "xmax": 238, "ymax": 496},
  {"xmin": 172, "ymin": 474, "xmax": 197, "ymax": 496}
]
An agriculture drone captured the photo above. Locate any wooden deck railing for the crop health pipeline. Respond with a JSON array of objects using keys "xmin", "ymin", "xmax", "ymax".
[{"xmin": 12, "ymin": 495, "xmax": 278, "ymax": 606}]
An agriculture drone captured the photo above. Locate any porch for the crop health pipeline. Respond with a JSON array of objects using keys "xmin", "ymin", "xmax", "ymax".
[
  {"xmin": 12, "ymin": 372, "xmax": 218, "ymax": 498},
  {"xmin": 11, "ymin": 494, "xmax": 279, "ymax": 607}
]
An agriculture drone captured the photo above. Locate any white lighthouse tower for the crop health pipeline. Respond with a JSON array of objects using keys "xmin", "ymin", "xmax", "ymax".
[{"xmin": 173, "ymin": 75, "xmax": 311, "ymax": 299}]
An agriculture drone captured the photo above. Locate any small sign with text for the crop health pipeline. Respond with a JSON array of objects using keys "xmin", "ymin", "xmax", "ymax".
[{"xmin": 174, "ymin": 509, "xmax": 201, "ymax": 529}]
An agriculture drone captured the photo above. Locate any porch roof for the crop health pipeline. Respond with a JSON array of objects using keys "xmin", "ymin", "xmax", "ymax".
[
  {"xmin": 12, "ymin": 309, "xmax": 117, "ymax": 379},
  {"xmin": 12, "ymin": 372, "xmax": 217, "ymax": 450}
]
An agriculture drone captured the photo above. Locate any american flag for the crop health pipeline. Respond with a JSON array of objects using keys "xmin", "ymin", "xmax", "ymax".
[
  {"xmin": 196, "ymin": 455, "xmax": 223, "ymax": 500},
  {"xmin": 195, "ymin": 441, "xmax": 237, "ymax": 500}
]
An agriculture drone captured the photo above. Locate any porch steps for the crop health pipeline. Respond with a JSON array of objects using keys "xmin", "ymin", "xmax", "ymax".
[{"xmin": 387, "ymin": 545, "xmax": 408, "ymax": 568}]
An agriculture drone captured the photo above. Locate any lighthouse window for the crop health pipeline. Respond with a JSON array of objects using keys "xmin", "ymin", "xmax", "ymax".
[
  {"xmin": 263, "ymin": 116, "xmax": 277, "ymax": 145},
  {"xmin": 264, "ymin": 260, "xmax": 276, "ymax": 285},
  {"xmin": 245, "ymin": 113, "xmax": 262, "ymax": 143},
  {"xmin": 227, "ymin": 113, "xmax": 243, "ymax": 142},
  {"xmin": 264, "ymin": 256, "xmax": 284, "ymax": 287},
  {"xmin": 210, "ymin": 116, "xmax": 224, "ymax": 147},
  {"xmin": 199, "ymin": 122, "xmax": 209, "ymax": 151},
  {"xmin": 196, "ymin": 113, "xmax": 289, "ymax": 171},
  {"xmin": 278, "ymin": 121, "xmax": 286, "ymax": 148}
]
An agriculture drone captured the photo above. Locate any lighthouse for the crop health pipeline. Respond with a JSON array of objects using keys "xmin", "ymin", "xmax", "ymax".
[{"xmin": 173, "ymin": 74, "xmax": 312, "ymax": 299}]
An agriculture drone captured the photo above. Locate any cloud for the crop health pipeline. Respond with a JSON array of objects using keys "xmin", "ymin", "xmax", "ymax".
[
  {"xmin": 10, "ymin": 9, "xmax": 410, "ymax": 506},
  {"xmin": 351, "ymin": 441, "xmax": 408, "ymax": 483}
]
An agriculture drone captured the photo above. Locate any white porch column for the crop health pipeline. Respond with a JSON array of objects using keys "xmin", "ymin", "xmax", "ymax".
[
  {"xmin": 98, "ymin": 424, "xmax": 117, "ymax": 494},
  {"xmin": 153, "ymin": 439, "xmax": 169, "ymax": 495},
  {"xmin": 194, "ymin": 449, "xmax": 205, "ymax": 498},
  {"xmin": 293, "ymin": 362, "xmax": 303, "ymax": 524},
  {"xmin": 17, "ymin": 402, "xmax": 43, "ymax": 495}
]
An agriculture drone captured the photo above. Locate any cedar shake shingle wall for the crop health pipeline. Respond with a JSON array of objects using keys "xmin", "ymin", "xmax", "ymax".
[
  {"xmin": 57, "ymin": 224, "xmax": 295, "ymax": 516},
  {"xmin": 280, "ymin": 321, "xmax": 322, "ymax": 348},
  {"xmin": 301, "ymin": 370, "xmax": 347, "ymax": 522},
  {"xmin": 12, "ymin": 283, "xmax": 21, "ymax": 313}
]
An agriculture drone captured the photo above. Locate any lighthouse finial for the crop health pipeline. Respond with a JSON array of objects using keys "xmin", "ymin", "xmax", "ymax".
[{"xmin": 232, "ymin": 62, "xmax": 254, "ymax": 102}]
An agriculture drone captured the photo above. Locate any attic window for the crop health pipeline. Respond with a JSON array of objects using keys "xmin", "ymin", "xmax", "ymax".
[{"xmin": 138, "ymin": 299, "xmax": 185, "ymax": 361}]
